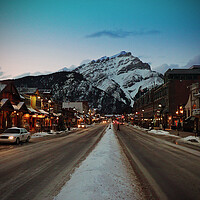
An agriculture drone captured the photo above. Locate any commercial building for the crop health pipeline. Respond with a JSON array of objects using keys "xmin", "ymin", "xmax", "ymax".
[
  {"xmin": 0, "ymin": 82, "xmax": 28, "ymax": 132},
  {"xmin": 185, "ymin": 82, "xmax": 200, "ymax": 133},
  {"xmin": 133, "ymin": 65, "xmax": 200, "ymax": 129}
]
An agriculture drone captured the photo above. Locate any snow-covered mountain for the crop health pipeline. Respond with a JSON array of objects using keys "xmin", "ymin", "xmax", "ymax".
[
  {"xmin": 74, "ymin": 51, "xmax": 163, "ymax": 106},
  {"xmin": 58, "ymin": 65, "xmax": 76, "ymax": 72},
  {"xmin": 13, "ymin": 72, "xmax": 131, "ymax": 114}
]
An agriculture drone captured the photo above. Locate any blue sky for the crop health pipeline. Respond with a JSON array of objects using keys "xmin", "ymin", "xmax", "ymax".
[{"xmin": 0, "ymin": 0, "xmax": 200, "ymax": 78}]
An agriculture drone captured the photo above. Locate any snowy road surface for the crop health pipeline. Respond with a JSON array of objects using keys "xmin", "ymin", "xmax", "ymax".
[{"xmin": 54, "ymin": 124, "xmax": 145, "ymax": 200}]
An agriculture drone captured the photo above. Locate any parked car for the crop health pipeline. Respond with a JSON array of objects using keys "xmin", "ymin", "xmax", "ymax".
[
  {"xmin": 78, "ymin": 123, "xmax": 87, "ymax": 128},
  {"xmin": 0, "ymin": 127, "xmax": 31, "ymax": 144}
]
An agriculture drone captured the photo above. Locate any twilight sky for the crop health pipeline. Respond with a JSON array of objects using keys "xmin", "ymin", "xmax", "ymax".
[{"xmin": 0, "ymin": 0, "xmax": 200, "ymax": 79}]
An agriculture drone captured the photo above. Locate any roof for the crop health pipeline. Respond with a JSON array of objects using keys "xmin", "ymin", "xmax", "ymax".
[
  {"xmin": 189, "ymin": 65, "xmax": 200, "ymax": 69},
  {"xmin": 0, "ymin": 98, "xmax": 8, "ymax": 105},
  {"xmin": 27, "ymin": 107, "xmax": 38, "ymax": 113},
  {"xmin": 13, "ymin": 102, "xmax": 28, "ymax": 112},
  {"xmin": 0, "ymin": 83, "xmax": 6, "ymax": 92},
  {"xmin": 0, "ymin": 99, "xmax": 14, "ymax": 111},
  {"xmin": 17, "ymin": 87, "xmax": 38, "ymax": 94},
  {"xmin": 165, "ymin": 68, "xmax": 200, "ymax": 75},
  {"xmin": 38, "ymin": 109, "xmax": 49, "ymax": 115},
  {"xmin": 53, "ymin": 113, "xmax": 61, "ymax": 117},
  {"xmin": 6, "ymin": 127, "xmax": 23, "ymax": 130},
  {"xmin": 37, "ymin": 89, "xmax": 52, "ymax": 95}
]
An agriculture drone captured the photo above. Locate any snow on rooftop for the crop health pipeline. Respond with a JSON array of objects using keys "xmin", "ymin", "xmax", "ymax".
[
  {"xmin": 0, "ymin": 98, "xmax": 9, "ymax": 106},
  {"xmin": 0, "ymin": 83, "xmax": 6, "ymax": 92},
  {"xmin": 54, "ymin": 124, "xmax": 144, "ymax": 200}
]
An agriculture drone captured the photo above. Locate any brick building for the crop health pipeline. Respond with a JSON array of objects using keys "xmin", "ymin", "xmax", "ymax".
[{"xmin": 133, "ymin": 65, "xmax": 200, "ymax": 129}]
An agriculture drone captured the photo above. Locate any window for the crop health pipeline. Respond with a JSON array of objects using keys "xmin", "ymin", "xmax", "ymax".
[{"xmin": 4, "ymin": 129, "xmax": 20, "ymax": 133}]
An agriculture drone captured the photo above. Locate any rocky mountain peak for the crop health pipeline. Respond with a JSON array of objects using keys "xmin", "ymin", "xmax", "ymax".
[{"xmin": 74, "ymin": 51, "xmax": 163, "ymax": 106}]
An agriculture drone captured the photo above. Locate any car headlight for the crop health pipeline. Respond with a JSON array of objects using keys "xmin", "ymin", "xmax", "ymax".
[
  {"xmin": 78, "ymin": 125, "xmax": 81, "ymax": 128},
  {"xmin": 8, "ymin": 136, "xmax": 14, "ymax": 140}
]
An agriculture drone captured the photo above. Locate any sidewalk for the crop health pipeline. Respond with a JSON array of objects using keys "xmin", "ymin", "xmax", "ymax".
[
  {"xmin": 166, "ymin": 129, "xmax": 196, "ymax": 138},
  {"xmin": 132, "ymin": 125, "xmax": 200, "ymax": 149}
]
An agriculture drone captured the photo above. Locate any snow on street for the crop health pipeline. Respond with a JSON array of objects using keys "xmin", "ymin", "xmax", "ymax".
[{"xmin": 54, "ymin": 124, "xmax": 145, "ymax": 200}]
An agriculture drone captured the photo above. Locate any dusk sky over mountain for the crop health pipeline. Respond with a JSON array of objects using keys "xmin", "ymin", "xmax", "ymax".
[{"xmin": 0, "ymin": 0, "xmax": 200, "ymax": 79}]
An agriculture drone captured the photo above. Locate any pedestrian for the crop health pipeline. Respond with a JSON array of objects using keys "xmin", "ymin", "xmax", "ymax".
[
  {"xmin": 41, "ymin": 123, "xmax": 43, "ymax": 132},
  {"xmin": 117, "ymin": 123, "xmax": 120, "ymax": 131},
  {"xmin": 163, "ymin": 123, "xmax": 165, "ymax": 131}
]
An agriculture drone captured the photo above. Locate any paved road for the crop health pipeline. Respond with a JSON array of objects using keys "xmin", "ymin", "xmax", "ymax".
[
  {"xmin": 114, "ymin": 124, "xmax": 200, "ymax": 200},
  {"xmin": 0, "ymin": 124, "xmax": 107, "ymax": 200}
]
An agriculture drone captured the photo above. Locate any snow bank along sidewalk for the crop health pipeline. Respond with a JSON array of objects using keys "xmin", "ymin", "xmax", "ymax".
[
  {"xmin": 31, "ymin": 128, "xmax": 78, "ymax": 138},
  {"xmin": 133, "ymin": 125, "xmax": 200, "ymax": 147},
  {"xmin": 54, "ymin": 124, "xmax": 144, "ymax": 200}
]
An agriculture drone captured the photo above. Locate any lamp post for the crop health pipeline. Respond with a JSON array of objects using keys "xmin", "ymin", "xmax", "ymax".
[
  {"xmin": 48, "ymin": 99, "xmax": 51, "ymax": 132},
  {"xmin": 176, "ymin": 106, "xmax": 182, "ymax": 136},
  {"xmin": 158, "ymin": 104, "xmax": 162, "ymax": 128}
]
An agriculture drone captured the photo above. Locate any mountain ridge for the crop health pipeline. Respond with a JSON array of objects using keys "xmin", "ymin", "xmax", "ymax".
[
  {"xmin": 11, "ymin": 71, "xmax": 132, "ymax": 114},
  {"xmin": 73, "ymin": 51, "xmax": 164, "ymax": 106},
  {"xmin": 2, "ymin": 51, "xmax": 164, "ymax": 113}
]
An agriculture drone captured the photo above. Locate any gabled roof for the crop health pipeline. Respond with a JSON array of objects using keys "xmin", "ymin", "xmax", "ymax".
[
  {"xmin": 0, "ymin": 83, "xmax": 6, "ymax": 92},
  {"xmin": 0, "ymin": 99, "xmax": 14, "ymax": 111},
  {"xmin": 0, "ymin": 82, "xmax": 22, "ymax": 101},
  {"xmin": 13, "ymin": 102, "xmax": 29, "ymax": 113}
]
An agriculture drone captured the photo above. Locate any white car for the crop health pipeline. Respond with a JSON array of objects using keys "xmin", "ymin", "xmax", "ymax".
[{"xmin": 0, "ymin": 127, "xmax": 31, "ymax": 144}]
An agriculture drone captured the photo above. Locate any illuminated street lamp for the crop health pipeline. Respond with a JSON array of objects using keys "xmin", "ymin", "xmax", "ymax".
[
  {"xmin": 176, "ymin": 105, "xmax": 184, "ymax": 136},
  {"xmin": 180, "ymin": 106, "xmax": 183, "ymax": 114},
  {"xmin": 48, "ymin": 100, "xmax": 51, "ymax": 132}
]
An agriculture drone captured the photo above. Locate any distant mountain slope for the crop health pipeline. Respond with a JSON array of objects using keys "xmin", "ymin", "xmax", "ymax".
[
  {"xmin": 13, "ymin": 72, "xmax": 131, "ymax": 114},
  {"xmin": 74, "ymin": 51, "xmax": 164, "ymax": 105}
]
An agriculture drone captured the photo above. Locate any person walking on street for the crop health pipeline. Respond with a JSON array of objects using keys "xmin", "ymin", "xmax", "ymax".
[{"xmin": 117, "ymin": 123, "xmax": 120, "ymax": 131}]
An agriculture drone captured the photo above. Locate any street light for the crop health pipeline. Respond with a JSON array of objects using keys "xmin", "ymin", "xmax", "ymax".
[{"xmin": 48, "ymin": 100, "xmax": 51, "ymax": 132}]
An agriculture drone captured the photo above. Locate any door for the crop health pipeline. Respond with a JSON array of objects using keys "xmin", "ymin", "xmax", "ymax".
[{"xmin": 20, "ymin": 129, "xmax": 26, "ymax": 141}]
